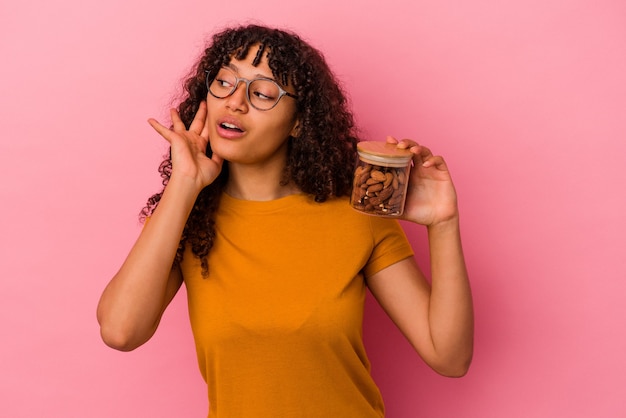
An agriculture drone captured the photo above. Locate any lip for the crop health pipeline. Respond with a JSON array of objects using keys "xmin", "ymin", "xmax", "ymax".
[{"xmin": 216, "ymin": 116, "xmax": 246, "ymax": 139}]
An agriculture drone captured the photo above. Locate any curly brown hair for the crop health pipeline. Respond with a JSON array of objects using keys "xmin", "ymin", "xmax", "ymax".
[{"xmin": 141, "ymin": 24, "xmax": 360, "ymax": 275}]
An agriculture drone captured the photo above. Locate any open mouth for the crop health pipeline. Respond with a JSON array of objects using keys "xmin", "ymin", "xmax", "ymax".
[{"xmin": 220, "ymin": 122, "xmax": 243, "ymax": 132}]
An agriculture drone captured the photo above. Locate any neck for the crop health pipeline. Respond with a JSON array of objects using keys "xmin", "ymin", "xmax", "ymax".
[{"xmin": 225, "ymin": 164, "xmax": 300, "ymax": 201}]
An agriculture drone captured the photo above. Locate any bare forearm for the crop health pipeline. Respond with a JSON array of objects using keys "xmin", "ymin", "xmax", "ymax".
[
  {"xmin": 427, "ymin": 217, "xmax": 474, "ymax": 374},
  {"xmin": 97, "ymin": 177, "xmax": 200, "ymax": 350}
]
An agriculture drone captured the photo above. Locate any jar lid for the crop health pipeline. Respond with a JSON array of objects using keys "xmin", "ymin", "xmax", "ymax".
[{"xmin": 357, "ymin": 141, "xmax": 413, "ymax": 166}]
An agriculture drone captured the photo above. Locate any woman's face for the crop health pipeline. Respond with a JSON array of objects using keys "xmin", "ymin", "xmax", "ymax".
[{"xmin": 205, "ymin": 47, "xmax": 299, "ymax": 169}]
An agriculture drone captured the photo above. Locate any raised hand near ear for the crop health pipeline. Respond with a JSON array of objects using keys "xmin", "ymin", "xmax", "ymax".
[{"xmin": 148, "ymin": 101, "xmax": 223, "ymax": 191}]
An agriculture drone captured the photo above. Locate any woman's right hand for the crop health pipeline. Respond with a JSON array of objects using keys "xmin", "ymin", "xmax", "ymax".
[
  {"xmin": 148, "ymin": 101, "xmax": 223, "ymax": 191},
  {"xmin": 98, "ymin": 102, "xmax": 220, "ymax": 351}
]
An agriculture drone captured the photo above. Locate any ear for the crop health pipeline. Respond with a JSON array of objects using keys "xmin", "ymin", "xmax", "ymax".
[{"xmin": 290, "ymin": 120, "xmax": 301, "ymax": 138}]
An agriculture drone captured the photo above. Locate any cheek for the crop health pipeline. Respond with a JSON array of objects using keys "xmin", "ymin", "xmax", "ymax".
[
  {"xmin": 261, "ymin": 123, "xmax": 296, "ymax": 148},
  {"xmin": 205, "ymin": 97, "xmax": 220, "ymax": 115},
  {"xmin": 269, "ymin": 108, "xmax": 298, "ymax": 136}
]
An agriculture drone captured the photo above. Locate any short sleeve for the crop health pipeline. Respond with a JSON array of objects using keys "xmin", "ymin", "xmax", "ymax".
[{"xmin": 362, "ymin": 217, "xmax": 414, "ymax": 277}]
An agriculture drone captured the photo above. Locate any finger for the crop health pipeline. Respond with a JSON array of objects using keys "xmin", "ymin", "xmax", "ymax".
[
  {"xmin": 189, "ymin": 101, "xmax": 207, "ymax": 134},
  {"xmin": 200, "ymin": 102, "xmax": 211, "ymax": 139},
  {"xmin": 147, "ymin": 118, "xmax": 174, "ymax": 144},
  {"xmin": 397, "ymin": 138, "xmax": 419, "ymax": 150},
  {"xmin": 170, "ymin": 108, "xmax": 186, "ymax": 132},
  {"xmin": 386, "ymin": 135, "xmax": 398, "ymax": 144},
  {"xmin": 422, "ymin": 155, "xmax": 449, "ymax": 171},
  {"xmin": 396, "ymin": 138, "xmax": 411, "ymax": 149},
  {"xmin": 411, "ymin": 144, "xmax": 433, "ymax": 161}
]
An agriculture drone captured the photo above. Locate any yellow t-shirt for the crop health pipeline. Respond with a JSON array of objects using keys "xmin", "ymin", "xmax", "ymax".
[{"xmin": 180, "ymin": 193, "xmax": 414, "ymax": 417}]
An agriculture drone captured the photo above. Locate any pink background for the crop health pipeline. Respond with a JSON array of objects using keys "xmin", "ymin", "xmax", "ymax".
[{"xmin": 1, "ymin": 0, "xmax": 625, "ymax": 416}]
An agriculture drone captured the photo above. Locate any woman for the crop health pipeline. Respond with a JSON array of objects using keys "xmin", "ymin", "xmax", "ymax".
[{"xmin": 97, "ymin": 24, "xmax": 473, "ymax": 417}]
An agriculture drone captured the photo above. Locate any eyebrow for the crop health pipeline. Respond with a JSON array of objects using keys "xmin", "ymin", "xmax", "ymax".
[{"xmin": 226, "ymin": 63, "xmax": 277, "ymax": 82}]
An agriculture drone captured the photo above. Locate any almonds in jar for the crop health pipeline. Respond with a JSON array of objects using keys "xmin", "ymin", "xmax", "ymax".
[{"xmin": 350, "ymin": 141, "xmax": 413, "ymax": 217}]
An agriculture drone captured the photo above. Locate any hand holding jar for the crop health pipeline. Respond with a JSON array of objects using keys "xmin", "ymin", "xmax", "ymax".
[
  {"xmin": 389, "ymin": 136, "xmax": 460, "ymax": 227},
  {"xmin": 351, "ymin": 136, "xmax": 460, "ymax": 227}
]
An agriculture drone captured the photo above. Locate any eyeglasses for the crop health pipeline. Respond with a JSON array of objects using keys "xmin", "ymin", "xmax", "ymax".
[{"xmin": 205, "ymin": 67, "xmax": 297, "ymax": 111}]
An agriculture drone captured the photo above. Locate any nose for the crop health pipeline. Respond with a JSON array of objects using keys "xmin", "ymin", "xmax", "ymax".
[{"xmin": 225, "ymin": 80, "xmax": 249, "ymax": 112}]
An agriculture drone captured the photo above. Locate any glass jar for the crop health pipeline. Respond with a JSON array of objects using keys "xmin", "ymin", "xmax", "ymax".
[{"xmin": 350, "ymin": 141, "xmax": 413, "ymax": 217}]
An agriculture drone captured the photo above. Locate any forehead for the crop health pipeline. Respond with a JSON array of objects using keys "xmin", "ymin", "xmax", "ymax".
[
  {"xmin": 226, "ymin": 59, "xmax": 273, "ymax": 81},
  {"xmin": 226, "ymin": 45, "xmax": 292, "ymax": 85}
]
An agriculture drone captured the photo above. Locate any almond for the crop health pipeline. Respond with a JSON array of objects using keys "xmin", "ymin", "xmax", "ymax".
[{"xmin": 370, "ymin": 170, "xmax": 386, "ymax": 182}]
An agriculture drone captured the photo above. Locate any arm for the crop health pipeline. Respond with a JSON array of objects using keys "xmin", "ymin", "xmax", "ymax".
[
  {"xmin": 96, "ymin": 179, "xmax": 197, "ymax": 351},
  {"xmin": 97, "ymin": 102, "xmax": 223, "ymax": 351},
  {"xmin": 366, "ymin": 137, "xmax": 474, "ymax": 377}
]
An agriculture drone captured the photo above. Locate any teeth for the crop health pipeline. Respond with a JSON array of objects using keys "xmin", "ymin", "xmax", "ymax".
[{"xmin": 222, "ymin": 122, "xmax": 239, "ymax": 130}]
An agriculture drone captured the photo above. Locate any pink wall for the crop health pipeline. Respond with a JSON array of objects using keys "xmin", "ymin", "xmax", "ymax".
[{"xmin": 1, "ymin": 0, "xmax": 625, "ymax": 416}]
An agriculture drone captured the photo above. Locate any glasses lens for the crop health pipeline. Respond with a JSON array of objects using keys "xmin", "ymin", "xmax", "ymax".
[
  {"xmin": 248, "ymin": 79, "xmax": 282, "ymax": 110},
  {"xmin": 209, "ymin": 68, "xmax": 237, "ymax": 98},
  {"xmin": 208, "ymin": 67, "xmax": 286, "ymax": 110}
]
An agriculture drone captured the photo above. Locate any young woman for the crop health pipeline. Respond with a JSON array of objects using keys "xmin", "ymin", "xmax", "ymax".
[{"xmin": 97, "ymin": 24, "xmax": 473, "ymax": 417}]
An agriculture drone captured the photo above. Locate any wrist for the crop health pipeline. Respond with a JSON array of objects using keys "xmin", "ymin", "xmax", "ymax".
[
  {"xmin": 167, "ymin": 173, "xmax": 206, "ymax": 195},
  {"xmin": 161, "ymin": 175, "xmax": 205, "ymax": 212},
  {"xmin": 426, "ymin": 215, "xmax": 461, "ymax": 234}
]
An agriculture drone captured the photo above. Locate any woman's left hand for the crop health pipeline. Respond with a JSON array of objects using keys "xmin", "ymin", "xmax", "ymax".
[{"xmin": 386, "ymin": 136, "xmax": 459, "ymax": 226}]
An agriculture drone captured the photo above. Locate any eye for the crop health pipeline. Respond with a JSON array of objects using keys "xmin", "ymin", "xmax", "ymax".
[
  {"xmin": 216, "ymin": 77, "xmax": 234, "ymax": 89},
  {"xmin": 250, "ymin": 80, "xmax": 279, "ymax": 101},
  {"xmin": 253, "ymin": 91, "xmax": 275, "ymax": 101}
]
